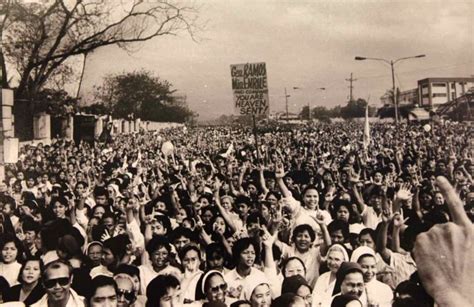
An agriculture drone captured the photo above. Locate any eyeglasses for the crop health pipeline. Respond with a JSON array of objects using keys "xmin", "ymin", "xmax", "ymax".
[
  {"xmin": 117, "ymin": 289, "xmax": 136, "ymax": 301},
  {"xmin": 209, "ymin": 283, "xmax": 227, "ymax": 293},
  {"xmin": 44, "ymin": 277, "xmax": 70, "ymax": 289}
]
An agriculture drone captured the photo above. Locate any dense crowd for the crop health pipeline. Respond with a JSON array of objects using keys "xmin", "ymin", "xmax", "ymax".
[{"xmin": 0, "ymin": 121, "xmax": 472, "ymax": 307}]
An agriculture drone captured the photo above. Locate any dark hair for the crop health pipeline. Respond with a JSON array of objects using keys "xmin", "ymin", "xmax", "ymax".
[
  {"xmin": 89, "ymin": 275, "xmax": 117, "ymax": 302},
  {"xmin": 205, "ymin": 242, "xmax": 229, "ymax": 267},
  {"xmin": 154, "ymin": 215, "xmax": 172, "ymax": 234},
  {"xmin": 328, "ymin": 220, "xmax": 350, "ymax": 240},
  {"xmin": 18, "ymin": 256, "xmax": 44, "ymax": 283},
  {"xmin": 43, "ymin": 259, "xmax": 73, "ymax": 281},
  {"xmin": 170, "ymin": 226, "xmax": 195, "ymax": 243},
  {"xmin": 358, "ymin": 228, "xmax": 376, "ymax": 243},
  {"xmin": 178, "ymin": 244, "xmax": 201, "ymax": 263},
  {"xmin": 302, "ymin": 184, "xmax": 319, "ymax": 197},
  {"xmin": 291, "ymin": 224, "xmax": 316, "ymax": 243},
  {"xmin": 231, "ymin": 238, "xmax": 260, "ymax": 265},
  {"xmin": 146, "ymin": 236, "xmax": 172, "ymax": 257},
  {"xmin": 145, "ymin": 274, "xmax": 180, "ymax": 307},
  {"xmin": 330, "ymin": 293, "xmax": 361, "ymax": 307},
  {"xmin": 246, "ymin": 212, "xmax": 267, "ymax": 227},
  {"xmin": 0, "ymin": 233, "xmax": 23, "ymax": 262},
  {"xmin": 94, "ymin": 186, "xmax": 108, "ymax": 198}
]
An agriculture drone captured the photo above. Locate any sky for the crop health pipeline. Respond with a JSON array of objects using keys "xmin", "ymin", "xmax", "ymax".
[{"xmin": 79, "ymin": 0, "xmax": 474, "ymax": 121}]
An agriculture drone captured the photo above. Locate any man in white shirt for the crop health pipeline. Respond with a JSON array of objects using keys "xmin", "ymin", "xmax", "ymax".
[{"xmin": 32, "ymin": 260, "xmax": 85, "ymax": 307}]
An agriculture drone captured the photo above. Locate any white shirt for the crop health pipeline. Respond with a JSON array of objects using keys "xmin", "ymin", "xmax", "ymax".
[
  {"xmin": 31, "ymin": 288, "xmax": 86, "ymax": 307},
  {"xmin": 312, "ymin": 271, "xmax": 336, "ymax": 307},
  {"xmin": 224, "ymin": 267, "xmax": 267, "ymax": 300},
  {"xmin": 0, "ymin": 261, "xmax": 21, "ymax": 287},
  {"xmin": 138, "ymin": 263, "xmax": 182, "ymax": 295}
]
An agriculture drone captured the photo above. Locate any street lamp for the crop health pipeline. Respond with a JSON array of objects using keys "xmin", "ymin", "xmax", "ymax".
[
  {"xmin": 355, "ymin": 54, "xmax": 425, "ymax": 125},
  {"xmin": 292, "ymin": 86, "xmax": 326, "ymax": 121}
]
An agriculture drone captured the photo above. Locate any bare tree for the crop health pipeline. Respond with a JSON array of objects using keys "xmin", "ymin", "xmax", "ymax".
[{"xmin": 1, "ymin": 0, "xmax": 202, "ymax": 100}]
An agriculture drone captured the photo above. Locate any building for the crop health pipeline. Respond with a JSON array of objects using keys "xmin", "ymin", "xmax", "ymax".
[
  {"xmin": 417, "ymin": 77, "xmax": 474, "ymax": 108},
  {"xmin": 380, "ymin": 88, "xmax": 418, "ymax": 106}
]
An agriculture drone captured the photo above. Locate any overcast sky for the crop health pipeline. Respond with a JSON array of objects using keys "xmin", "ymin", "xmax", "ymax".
[{"xmin": 80, "ymin": 0, "xmax": 473, "ymax": 120}]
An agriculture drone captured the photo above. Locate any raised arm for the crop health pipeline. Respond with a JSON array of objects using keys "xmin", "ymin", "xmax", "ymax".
[
  {"xmin": 275, "ymin": 162, "xmax": 292, "ymax": 198},
  {"xmin": 376, "ymin": 207, "xmax": 394, "ymax": 264}
]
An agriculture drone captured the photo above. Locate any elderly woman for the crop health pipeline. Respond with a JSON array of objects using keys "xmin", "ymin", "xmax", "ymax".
[{"xmin": 312, "ymin": 244, "xmax": 349, "ymax": 307}]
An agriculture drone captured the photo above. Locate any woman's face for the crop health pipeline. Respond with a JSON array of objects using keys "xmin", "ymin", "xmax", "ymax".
[
  {"xmin": 266, "ymin": 194, "xmax": 278, "ymax": 206},
  {"xmin": 101, "ymin": 248, "xmax": 116, "ymax": 267},
  {"xmin": 182, "ymin": 249, "xmax": 200, "ymax": 273},
  {"xmin": 202, "ymin": 209, "xmax": 214, "ymax": 223},
  {"xmin": 358, "ymin": 234, "xmax": 375, "ymax": 250},
  {"xmin": 206, "ymin": 274, "xmax": 227, "ymax": 302},
  {"xmin": 22, "ymin": 260, "xmax": 41, "ymax": 285},
  {"xmin": 88, "ymin": 245, "xmax": 103, "ymax": 267},
  {"xmin": 374, "ymin": 172, "xmax": 383, "ymax": 184},
  {"xmin": 2, "ymin": 241, "xmax": 18, "ymax": 264},
  {"xmin": 239, "ymin": 245, "xmax": 256, "ymax": 268},
  {"xmin": 52, "ymin": 201, "xmax": 67, "ymax": 218},
  {"xmin": 175, "ymin": 209, "xmax": 187, "ymax": 224},
  {"xmin": 93, "ymin": 207, "xmax": 106, "ymax": 219},
  {"xmin": 151, "ymin": 247, "xmax": 169, "ymax": 269},
  {"xmin": 296, "ymin": 285, "xmax": 312, "ymax": 307},
  {"xmin": 303, "ymin": 189, "xmax": 319, "ymax": 210},
  {"xmin": 221, "ymin": 197, "xmax": 233, "ymax": 211},
  {"xmin": 295, "ymin": 230, "xmax": 312, "ymax": 252},
  {"xmin": 434, "ymin": 192, "xmax": 444, "ymax": 206},
  {"xmin": 250, "ymin": 284, "xmax": 271, "ymax": 307},
  {"xmin": 327, "ymin": 250, "xmax": 345, "ymax": 274},
  {"xmin": 207, "ymin": 252, "xmax": 224, "ymax": 271},
  {"xmin": 214, "ymin": 217, "xmax": 226, "ymax": 234},
  {"xmin": 336, "ymin": 205, "xmax": 350, "ymax": 223},
  {"xmin": 284, "ymin": 259, "xmax": 305, "ymax": 278}
]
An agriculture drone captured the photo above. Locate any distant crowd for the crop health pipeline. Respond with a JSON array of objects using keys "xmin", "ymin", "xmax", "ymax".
[{"xmin": 0, "ymin": 120, "xmax": 472, "ymax": 307}]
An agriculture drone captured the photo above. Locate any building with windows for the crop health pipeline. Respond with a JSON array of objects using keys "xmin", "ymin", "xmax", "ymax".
[
  {"xmin": 380, "ymin": 89, "xmax": 418, "ymax": 106},
  {"xmin": 417, "ymin": 77, "xmax": 474, "ymax": 108}
]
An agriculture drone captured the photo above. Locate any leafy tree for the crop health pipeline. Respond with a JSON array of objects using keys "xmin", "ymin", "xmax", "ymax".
[
  {"xmin": 340, "ymin": 98, "xmax": 368, "ymax": 118},
  {"xmin": 94, "ymin": 70, "xmax": 193, "ymax": 123},
  {"xmin": 0, "ymin": 0, "xmax": 202, "ymax": 100}
]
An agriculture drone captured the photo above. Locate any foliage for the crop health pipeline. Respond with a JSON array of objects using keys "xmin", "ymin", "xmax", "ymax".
[
  {"xmin": 33, "ymin": 88, "xmax": 79, "ymax": 116},
  {"xmin": 299, "ymin": 98, "xmax": 377, "ymax": 120},
  {"xmin": 93, "ymin": 70, "xmax": 193, "ymax": 123},
  {"xmin": 0, "ymin": 0, "xmax": 202, "ymax": 100}
]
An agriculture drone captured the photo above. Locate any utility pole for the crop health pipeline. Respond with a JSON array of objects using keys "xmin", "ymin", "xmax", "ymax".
[
  {"xmin": 285, "ymin": 87, "xmax": 289, "ymax": 123},
  {"xmin": 345, "ymin": 73, "xmax": 357, "ymax": 102}
]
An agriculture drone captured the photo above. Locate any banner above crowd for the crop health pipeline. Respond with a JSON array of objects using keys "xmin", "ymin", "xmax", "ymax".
[{"xmin": 230, "ymin": 62, "xmax": 269, "ymax": 116}]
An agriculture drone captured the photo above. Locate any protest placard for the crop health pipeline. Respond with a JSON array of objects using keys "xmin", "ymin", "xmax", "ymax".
[{"xmin": 230, "ymin": 62, "xmax": 269, "ymax": 116}]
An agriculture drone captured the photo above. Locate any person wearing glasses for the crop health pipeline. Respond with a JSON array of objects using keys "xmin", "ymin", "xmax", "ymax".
[
  {"xmin": 113, "ymin": 273, "xmax": 142, "ymax": 307},
  {"xmin": 89, "ymin": 275, "xmax": 118, "ymax": 307},
  {"xmin": 31, "ymin": 259, "xmax": 85, "ymax": 307},
  {"xmin": 195, "ymin": 270, "xmax": 236, "ymax": 306}
]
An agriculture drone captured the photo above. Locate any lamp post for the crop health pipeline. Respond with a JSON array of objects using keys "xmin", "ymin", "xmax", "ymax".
[
  {"xmin": 284, "ymin": 87, "xmax": 290, "ymax": 123},
  {"xmin": 355, "ymin": 54, "xmax": 425, "ymax": 126},
  {"xmin": 292, "ymin": 86, "xmax": 325, "ymax": 121}
]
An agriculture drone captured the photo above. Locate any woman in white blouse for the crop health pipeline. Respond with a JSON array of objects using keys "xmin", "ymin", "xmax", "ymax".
[{"xmin": 312, "ymin": 244, "xmax": 349, "ymax": 307}]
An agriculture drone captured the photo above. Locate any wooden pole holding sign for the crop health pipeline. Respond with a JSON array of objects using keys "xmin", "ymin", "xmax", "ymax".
[
  {"xmin": 230, "ymin": 62, "xmax": 269, "ymax": 164},
  {"xmin": 252, "ymin": 114, "xmax": 261, "ymax": 163}
]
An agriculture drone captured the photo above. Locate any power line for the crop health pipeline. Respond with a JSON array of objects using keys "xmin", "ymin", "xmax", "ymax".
[{"xmin": 345, "ymin": 72, "xmax": 357, "ymax": 102}]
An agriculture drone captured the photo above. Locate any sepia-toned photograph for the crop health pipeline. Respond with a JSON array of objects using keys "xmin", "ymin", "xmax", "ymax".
[{"xmin": 0, "ymin": 0, "xmax": 472, "ymax": 306}]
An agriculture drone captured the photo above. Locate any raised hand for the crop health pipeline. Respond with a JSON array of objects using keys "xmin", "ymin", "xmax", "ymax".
[
  {"xmin": 413, "ymin": 176, "xmax": 473, "ymax": 306},
  {"xmin": 275, "ymin": 162, "xmax": 285, "ymax": 179},
  {"xmin": 396, "ymin": 183, "xmax": 413, "ymax": 201}
]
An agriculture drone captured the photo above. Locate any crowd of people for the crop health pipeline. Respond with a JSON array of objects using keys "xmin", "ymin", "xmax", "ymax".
[{"xmin": 0, "ymin": 120, "xmax": 472, "ymax": 307}]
